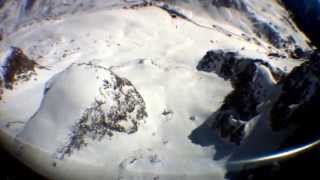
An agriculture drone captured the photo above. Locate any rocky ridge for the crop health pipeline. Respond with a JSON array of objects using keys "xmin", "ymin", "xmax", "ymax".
[
  {"xmin": 198, "ymin": 49, "xmax": 320, "ymax": 145},
  {"xmin": 270, "ymin": 52, "xmax": 320, "ymax": 147},
  {"xmin": 197, "ymin": 50, "xmax": 285, "ymax": 144},
  {"xmin": 0, "ymin": 47, "xmax": 39, "ymax": 100}
]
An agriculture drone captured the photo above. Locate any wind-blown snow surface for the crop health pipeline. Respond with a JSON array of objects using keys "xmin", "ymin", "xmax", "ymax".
[{"xmin": 0, "ymin": 0, "xmax": 311, "ymax": 179}]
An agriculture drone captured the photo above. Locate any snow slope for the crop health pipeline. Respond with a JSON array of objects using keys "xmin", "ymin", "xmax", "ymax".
[{"xmin": 0, "ymin": 0, "xmax": 312, "ymax": 179}]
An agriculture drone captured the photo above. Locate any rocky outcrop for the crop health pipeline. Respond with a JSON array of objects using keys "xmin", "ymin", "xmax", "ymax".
[
  {"xmin": 251, "ymin": 20, "xmax": 285, "ymax": 49},
  {"xmin": 270, "ymin": 53, "xmax": 320, "ymax": 132},
  {"xmin": 197, "ymin": 50, "xmax": 285, "ymax": 144},
  {"xmin": 0, "ymin": 47, "xmax": 38, "ymax": 100},
  {"xmin": 200, "ymin": 49, "xmax": 320, "ymax": 145},
  {"xmin": 227, "ymin": 53, "xmax": 320, "ymax": 179},
  {"xmin": 55, "ymin": 63, "xmax": 148, "ymax": 158},
  {"xmin": 246, "ymin": 7, "xmax": 295, "ymax": 50}
]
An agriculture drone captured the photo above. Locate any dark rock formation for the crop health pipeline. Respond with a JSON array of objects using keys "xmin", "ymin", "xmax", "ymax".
[
  {"xmin": 251, "ymin": 20, "xmax": 285, "ymax": 49},
  {"xmin": 0, "ymin": 47, "xmax": 37, "ymax": 89},
  {"xmin": 57, "ymin": 64, "xmax": 148, "ymax": 158},
  {"xmin": 197, "ymin": 50, "xmax": 285, "ymax": 144},
  {"xmin": 0, "ymin": 47, "xmax": 38, "ymax": 100},
  {"xmin": 227, "ymin": 52, "xmax": 320, "ymax": 176},
  {"xmin": 270, "ymin": 53, "xmax": 320, "ymax": 132},
  {"xmin": 197, "ymin": 49, "xmax": 320, "ymax": 146}
]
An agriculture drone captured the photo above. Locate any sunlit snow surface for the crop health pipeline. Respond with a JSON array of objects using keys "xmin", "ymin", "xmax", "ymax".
[{"xmin": 0, "ymin": 0, "xmax": 311, "ymax": 179}]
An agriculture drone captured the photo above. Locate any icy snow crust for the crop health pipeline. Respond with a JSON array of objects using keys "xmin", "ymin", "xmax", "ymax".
[{"xmin": 0, "ymin": 0, "xmax": 311, "ymax": 179}]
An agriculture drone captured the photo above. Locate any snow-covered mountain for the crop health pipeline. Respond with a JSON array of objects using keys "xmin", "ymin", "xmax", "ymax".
[{"xmin": 0, "ymin": 0, "xmax": 318, "ymax": 179}]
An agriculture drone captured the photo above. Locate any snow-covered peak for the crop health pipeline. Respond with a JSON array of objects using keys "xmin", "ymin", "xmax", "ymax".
[{"xmin": 19, "ymin": 62, "xmax": 148, "ymax": 159}]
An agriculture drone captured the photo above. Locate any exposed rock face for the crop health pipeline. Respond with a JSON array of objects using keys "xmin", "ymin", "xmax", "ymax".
[
  {"xmin": 200, "ymin": 50, "xmax": 320, "ymax": 145},
  {"xmin": 246, "ymin": 9, "xmax": 294, "ymax": 50},
  {"xmin": 251, "ymin": 20, "xmax": 285, "ymax": 49},
  {"xmin": 52, "ymin": 63, "xmax": 148, "ymax": 158},
  {"xmin": 197, "ymin": 50, "xmax": 285, "ymax": 80},
  {"xmin": 197, "ymin": 50, "xmax": 285, "ymax": 144},
  {"xmin": 270, "ymin": 53, "xmax": 320, "ymax": 131},
  {"xmin": 0, "ymin": 47, "xmax": 38, "ymax": 99}
]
